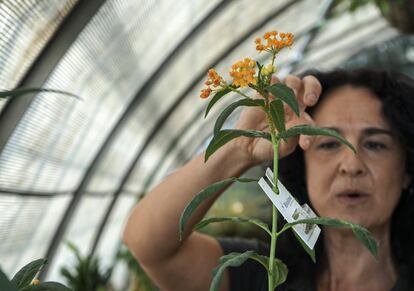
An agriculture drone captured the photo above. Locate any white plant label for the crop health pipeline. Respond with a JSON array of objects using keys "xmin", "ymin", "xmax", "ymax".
[{"xmin": 258, "ymin": 168, "xmax": 321, "ymax": 249}]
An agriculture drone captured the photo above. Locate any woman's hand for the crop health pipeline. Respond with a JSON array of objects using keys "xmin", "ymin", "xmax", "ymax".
[{"xmin": 233, "ymin": 75, "xmax": 322, "ymax": 164}]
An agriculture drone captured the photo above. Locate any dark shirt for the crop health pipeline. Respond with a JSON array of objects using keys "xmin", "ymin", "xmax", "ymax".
[{"xmin": 218, "ymin": 237, "xmax": 410, "ymax": 291}]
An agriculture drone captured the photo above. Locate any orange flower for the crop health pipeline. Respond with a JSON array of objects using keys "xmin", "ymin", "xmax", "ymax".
[
  {"xmin": 200, "ymin": 88, "xmax": 211, "ymax": 99},
  {"xmin": 255, "ymin": 30, "xmax": 294, "ymax": 53},
  {"xmin": 255, "ymin": 37, "xmax": 266, "ymax": 52},
  {"xmin": 200, "ymin": 69, "xmax": 226, "ymax": 99},
  {"xmin": 229, "ymin": 58, "xmax": 257, "ymax": 88}
]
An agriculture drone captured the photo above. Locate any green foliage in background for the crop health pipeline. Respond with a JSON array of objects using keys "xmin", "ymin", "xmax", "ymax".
[
  {"xmin": 60, "ymin": 242, "xmax": 110, "ymax": 291},
  {"xmin": 333, "ymin": 0, "xmax": 391, "ymax": 14}
]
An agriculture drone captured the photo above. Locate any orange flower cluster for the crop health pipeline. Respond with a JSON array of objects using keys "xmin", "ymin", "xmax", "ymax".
[
  {"xmin": 200, "ymin": 69, "xmax": 226, "ymax": 99},
  {"xmin": 229, "ymin": 58, "xmax": 257, "ymax": 88},
  {"xmin": 255, "ymin": 30, "xmax": 294, "ymax": 53}
]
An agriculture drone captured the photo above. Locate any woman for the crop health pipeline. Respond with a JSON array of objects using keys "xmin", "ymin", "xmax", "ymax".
[{"xmin": 123, "ymin": 69, "xmax": 414, "ymax": 291}]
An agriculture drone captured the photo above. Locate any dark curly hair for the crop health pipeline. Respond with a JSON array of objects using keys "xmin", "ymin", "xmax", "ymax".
[{"xmin": 277, "ymin": 68, "xmax": 414, "ymax": 289}]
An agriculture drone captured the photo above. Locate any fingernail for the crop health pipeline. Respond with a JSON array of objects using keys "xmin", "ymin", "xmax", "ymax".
[
  {"xmin": 303, "ymin": 138, "xmax": 310, "ymax": 149},
  {"xmin": 306, "ymin": 93, "xmax": 317, "ymax": 104},
  {"xmin": 308, "ymin": 136, "xmax": 315, "ymax": 147}
]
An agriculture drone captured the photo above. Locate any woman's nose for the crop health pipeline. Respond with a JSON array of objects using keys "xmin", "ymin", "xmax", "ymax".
[{"xmin": 338, "ymin": 150, "xmax": 367, "ymax": 177}]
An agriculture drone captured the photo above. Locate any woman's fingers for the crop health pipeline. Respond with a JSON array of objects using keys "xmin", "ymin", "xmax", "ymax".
[
  {"xmin": 271, "ymin": 75, "xmax": 281, "ymax": 84},
  {"xmin": 287, "ymin": 111, "xmax": 317, "ymax": 152},
  {"xmin": 298, "ymin": 112, "xmax": 316, "ymax": 151},
  {"xmin": 302, "ymin": 75, "xmax": 322, "ymax": 107},
  {"xmin": 268, "ymin": 74, "xmax": 321, "ymax": 113},
  {"xmin": 241, "ymin": 74, "xmax": 321, "ymax": 160},
  {"xmin": 284, "ymin": 75, "xmax": 305, "ymax": 113},
  {"xmin": 284, "ymin": 75, "xmax": 303, "ymax": 98},
  {"xmin": 279, "ymin": 111, "xmax": 316, "ymax": 158},
  {"xmin": 298, "ymin": 75, "xmax": 321, "ymax": 150},
  {"xmin": 284, "ymin": 74, "xmax": 321, "ymax": 110}
]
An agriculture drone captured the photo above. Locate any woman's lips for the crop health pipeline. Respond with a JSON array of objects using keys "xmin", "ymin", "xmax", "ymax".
[{"xmin": 336, "ymin": 191, "xmax": 370, "ymax": 205}]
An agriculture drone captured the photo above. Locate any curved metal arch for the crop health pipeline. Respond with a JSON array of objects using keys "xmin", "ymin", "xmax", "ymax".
[
  {"xmin": 0, "ymin": 0, "xmax": 112, "ymax": 279},
  {"xmin": 142, "ymin": 105, "xmax": 206, "ymax": 191},
  {"xmin": 0, "ymin": 0, "xmax": 103, "ymax": 156}
]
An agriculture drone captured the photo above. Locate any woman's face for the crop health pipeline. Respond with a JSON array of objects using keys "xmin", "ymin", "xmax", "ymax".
[{"xmin": 304, "ymin": 85, "xmax": 411, "ymax": 230}]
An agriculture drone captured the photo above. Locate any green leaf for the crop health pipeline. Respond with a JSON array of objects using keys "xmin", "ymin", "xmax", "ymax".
[
  {"xmin": 11, "ymin": 259, "xmax": 47, "ymax": 288},
  {"xmin": 284, "ymin": 217, "xmax": 378, "ymax": 258},
  {"xmin": 209, "ymin": 252, "xmax": 287, "ymax": 291},
  {"xmin": 284, "ymin": 217, "xmax": 347, "ymax": 229},
  {"xmin": 266, "ymin": 83, "xmax": 299, "ymax": 116},
  {"xmin": 278, "ymin": 124, "xmax": 356, "ymax": 153},
  {"xmin": 179, "ymin": 177, "xmax": 258, "ymax": 240},
  {"xmin": 350, "ymin": 224, "xmax": 379, "ymax": 260},
  {"xmin": 59, "ymin": 268, "xmax": 75, "ymax": 284},
  {"xmin": 292, "ymin": 231, "xmax": 316, "ymax": 263},
  {"xmin": 21, "ymin": 282, "xmax": 72, "ymax": 291},
  {"xmin": 269, "ymin": 99, "xmax": 285, "ymax": 133},
  {"xmin": 0, "ymin": 268, "xmax": 18, "ymax": 291},
  {"xmin": 195, "ymin": 216, "xmax": 271, "ymax": 236},
  {"xmin": 0, "ymin": 88, "xmax": 81, "ymax": 100},
  {"xmin": 204, "ymin": 87, "xmax": 232, "ymax": 118},
  {"xmin": 205, "ymin": 129, "xmax": 271, "ymax": 162},
  {"xmin": 209, "ymin": 251, "xmax": 254, "ymax": 291},
  {"xmin": 271, "ymin": 258, "xmax": 288, "ymax": 288},
  {"xmin": 249, "ymin": 253, "xmax": 269, "ymax": 271},
  {"xmin": 64, "ymin": 241, "xmax": 82, "ymax": 262},
  {"xmin": 249, "ymin": 254, "xmax": 288, "ymax": 288},
  {"xmin": 213, "ymin": 98, "xmax": 264, "ymax": 136},
  {"xmin": 256, "ymin": 61, "xmax": 264, "ymax": 86}
]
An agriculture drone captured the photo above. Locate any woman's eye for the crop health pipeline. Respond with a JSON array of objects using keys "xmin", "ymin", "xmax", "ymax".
[
  {"xmin": 317, "ymin": 141, "xmax": 340, "ymax": 150},
  {"xmin": 365, "ymin": 141, "xmax": 387, "ymax": 151}
]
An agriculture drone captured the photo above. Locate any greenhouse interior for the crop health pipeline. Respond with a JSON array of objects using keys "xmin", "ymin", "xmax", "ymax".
[{"xmin": 1, "ymin": 0, "xmax": 414, "ymax": 290}]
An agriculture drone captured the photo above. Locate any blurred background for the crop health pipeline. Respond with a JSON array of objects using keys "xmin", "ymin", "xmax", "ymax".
[{"xmin": 0, "ymin": 0, "xmax": 413, "ymax": 290}]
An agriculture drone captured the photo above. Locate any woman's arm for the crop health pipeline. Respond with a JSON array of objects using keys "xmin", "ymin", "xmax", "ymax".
[{"xmin": 123, "ymin": 139, "xmax": 253, "ymax": 291}]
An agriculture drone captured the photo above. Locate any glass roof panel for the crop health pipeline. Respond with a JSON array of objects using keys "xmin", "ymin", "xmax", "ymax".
[
  {"xmin": 0, "ymin": 0, "xmax": 77, "ymax": 111},
  {"xmin": 0, "ymin": 194, "xmax": 70, "ymax": 276},
  {"xmin": 94, "ymin": 194, "xmax": 136, "ymax": 271},
  {"xmin": 84, "ymin": 0, "xmax": 221, "ymax": 192},
  {"xmin": 0, "ymin": 0, "xmax": 220, "ymax": 193},
  {"xmin": 46, "ymin": 195, "xmax": 112, "ymax": 281}
]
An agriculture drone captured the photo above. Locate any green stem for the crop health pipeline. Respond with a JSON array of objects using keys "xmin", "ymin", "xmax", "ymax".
[
  {"xmin": 271, "ymin": 52, "xmax": 276, "ymax": 67},
  {"xmin": 268, "ymin": 133, "xmax": 280, "ymax": 291},
  {"xmin": 228, "ymin": 86, "xmax": 251, "ymax": 99}
]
